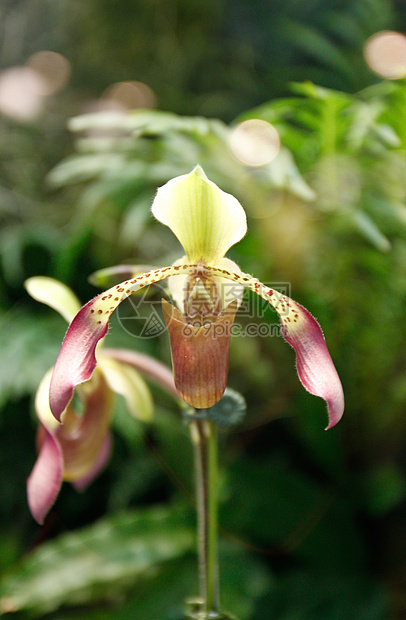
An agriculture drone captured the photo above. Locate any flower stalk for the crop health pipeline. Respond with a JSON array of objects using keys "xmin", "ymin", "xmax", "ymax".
[{"xmin": 191, "ymin": 418, "xmax": 220, "ymax": 616}]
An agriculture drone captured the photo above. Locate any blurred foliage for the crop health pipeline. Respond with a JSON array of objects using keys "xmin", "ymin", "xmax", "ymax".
[{"xmin": 1, "ymin": 0, "xmax": 406, "ymax": 618}]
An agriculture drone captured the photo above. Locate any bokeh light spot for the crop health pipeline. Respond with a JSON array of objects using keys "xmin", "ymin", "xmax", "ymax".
[
  {"xmin": 102, "ymin": 81, "xmax": 157, "ymax": 110},
  {"xmin": 229, "ymin": 119, "xmax": 280, "ymax": 167},
  {"xmin": 364, "ymin": 31, "xmax": 406, "ymax": 79},
  {"xmin": 26, "ymin": 51, "xmax": 71, "ymax": 96},
  {"xmin": 0, "ymin": 67, "xmax": 44, "ymax": 121}
]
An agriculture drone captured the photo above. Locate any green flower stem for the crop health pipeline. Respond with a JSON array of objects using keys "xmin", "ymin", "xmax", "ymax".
[{"xmin": 191, "ymin": 418, "xmax": 220, "ymax": 615}]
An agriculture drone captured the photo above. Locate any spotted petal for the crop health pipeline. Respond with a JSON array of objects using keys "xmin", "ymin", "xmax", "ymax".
[
  {"xmin": 151, "ymin": 166, "xmax": 247, "ymax": 265},
  {"xmin": 49, "ymin": 304, "xmax": 109, "ymax": 420},
  {"xmin": 49, "ymin": 262, "xmax": 343, "ymax": 428},
  {"xmin": 195, "ymin": 266, "xmax": 344, "ymax": 428},
  {"xmin": 49, "ymin": 265, "xmax": 189, "ymax": 420}
]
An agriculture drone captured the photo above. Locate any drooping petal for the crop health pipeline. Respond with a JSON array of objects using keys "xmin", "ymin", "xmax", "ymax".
[
  {"xmin": 58, "ymin": 370, "xmax": 114, "ymax": 481},
  {"xmin": 28, "ymin": 369, "xmax": 114, "ymax": 522},
  {"xmin": 49, "ymin": 265, "xmax": 190, "ymax": 420},
  {"xmin": 162, "ymin": 299, "xmax": 238, "ymax": 409},
  {"xmin": 72, "ymin": 433, "xmax": 112, "ymax": 492},
  {"xmin": 27, "ymin": 428, "xmax": 63, "ymax": 524},
  {"xmin": 100, "ymin": 357, "xmax": 153, "ymax": 422},
  {"xmin": 49, "ymin": 304, "xmax": 109, "ymax": 421},
  {"xmin": 25, "ymin": 277, "xmax": 81, "ymax": 323},
  {"xmin": 151, "ymin": 166, "xmax": 247, "ymax": 265},
  {"xmin": 48, "ymin": 261, "xmax": 343, "ymax": 428},
  {"xmin": 35, "ymin": 368, "xmax": 62, "ymax": 432},
  {"xmin": 195, "ymin": 265, "xmax": 344, "ymax": 428},
  {"xmin": 38, "ymin": 365, "xmax": 113, "ymax": 481},
  {"xmin": 98, "ymin": 348, "xmax": 178, "ymax": 398},
  {"xmin": 276, "ymin": 300, "xmax": 344, "ymax": 429}
]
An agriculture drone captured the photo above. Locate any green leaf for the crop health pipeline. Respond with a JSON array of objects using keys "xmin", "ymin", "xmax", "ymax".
[
  {"xmin": 263, "ymin": 148, "xmax": 316, "ymax": 201},
  {"xmin": 48, "ymin": 153, "xmax": 128, "ymax": 188},
  {"xmin": 349, "ymin": 210, "xmax": 391, "ymax": 253},
  {"xmin": 0, "ymin": 505, "xmax": 195, "ymax": 616},
  {"xmin": 0, "ymin": 310, "xmax": 64, "ymax": 410},
  {"xmin": 68, "ymin": 110, "xmax": 226, "ymax": 138}
]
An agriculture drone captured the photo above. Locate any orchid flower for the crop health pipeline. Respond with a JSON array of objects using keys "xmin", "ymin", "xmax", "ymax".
[
  {"xmin": 48, "ymin": 166, "xmax": 344, "ymax": 438},
  {"xmin": 25, "ymin": 277, "xmax": 176, "ymax": 524}
]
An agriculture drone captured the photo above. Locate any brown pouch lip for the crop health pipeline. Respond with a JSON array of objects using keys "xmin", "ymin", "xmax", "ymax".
[{"xmin": 162, "ymin": 299, "xmax": 238, "ymax": 409}]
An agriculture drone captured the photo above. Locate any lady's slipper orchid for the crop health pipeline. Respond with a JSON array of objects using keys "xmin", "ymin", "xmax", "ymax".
[
  {"xmin": 48, "ymin": 166, "xmax": 344, "ymax": 434},
  {"xmin": 25, "ymin": 277, "xmax": 176, "ymax": 524}
]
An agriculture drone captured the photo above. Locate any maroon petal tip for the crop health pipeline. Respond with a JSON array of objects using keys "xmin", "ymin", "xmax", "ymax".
[
  {"xmin": 281, "ymin": 301, "xmax": 344, "ymax": 429},
  {"xmin": 49, "ymin": 301, "xmax": 109, "ymax": 420}
]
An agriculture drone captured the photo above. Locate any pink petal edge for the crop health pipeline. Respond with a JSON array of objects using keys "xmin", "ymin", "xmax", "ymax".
[
  {"xmin": 49, "ymin": 301, "xmax": 108, "ymax": 420},
  {"xmin": 281, "ymin": 302, "xmax": 344, "ymax": 429},
  {"xmin": 27, "ymin": 429, "xmax": 63, "ymax": 524}
]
